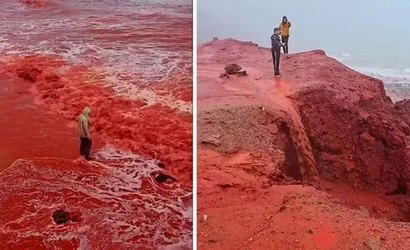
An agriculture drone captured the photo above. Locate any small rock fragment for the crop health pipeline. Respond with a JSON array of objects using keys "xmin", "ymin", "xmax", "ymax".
[
  {"xmin": 224, "ymin": 63, "xmax": 242, "ymax": 74},
  {"xmin": 52, "ymin": 209, "xmax": 70, "ymax": 225},
  {"xmin": 201, "ymin": 134, "xmax": 222, "ymax": 147},
  {"xmin": 155, "ymin": 173, "xmax": 176, "ymax": 183}
]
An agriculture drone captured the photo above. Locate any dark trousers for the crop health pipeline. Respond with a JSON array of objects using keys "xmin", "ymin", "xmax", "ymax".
[
  {"xmin": 282, "ymin": 35, "xmax": 289, "ymax": 54},
  {"xmin": 80, "ymin": 138, "xmax": 92, "ymax": 159},
  {"xmin": 271, "ymin": 49, "xmax": 281, "ymax": 76}
]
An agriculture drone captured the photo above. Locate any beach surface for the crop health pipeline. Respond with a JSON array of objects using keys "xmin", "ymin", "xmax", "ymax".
[{"xmin": 0, "ymin": 0, "xmax": 192, "ymax": 248}]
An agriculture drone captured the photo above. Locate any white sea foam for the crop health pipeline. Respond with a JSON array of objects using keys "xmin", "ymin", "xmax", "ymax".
[
  {"xmin": 0, "ymin": 147, "xmax": 191, "ymax": 248},
  {"xmin": 0, "ymin": 0, "xmax": 192, "ymax": 112},
  {"xmin": 351, "ymin": 65, "xmax": 410, "ymax": 102},
  {"xmin": 352, "ymin": 66, "xmax": 410, "ymax": 79},
  {"xmin": 332, "ymin": 53, "xmax": 356, "ymax": 62}
]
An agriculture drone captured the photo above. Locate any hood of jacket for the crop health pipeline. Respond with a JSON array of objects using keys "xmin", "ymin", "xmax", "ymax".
[{"xmin": 82, "ymin": 106, "xmax": 91, "ymax": 117}]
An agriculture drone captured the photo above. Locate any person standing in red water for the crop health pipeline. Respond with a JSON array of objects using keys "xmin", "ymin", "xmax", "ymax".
[
  {"xmin": 271, "ymin": 27, "xmax": 285, "ymax": 77},
  {"xmin": 279, "ymin": 16, "xmax": 291, "ymax": 54},
  {"xmin": 78, "ymin": 106, "xmax": 92, "ymax": 160}
]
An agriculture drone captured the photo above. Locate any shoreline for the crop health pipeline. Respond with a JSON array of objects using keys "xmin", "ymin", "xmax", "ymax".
[
  {"xmin": 197, "ymin": 38, "xmax": 410, "ymax": 249},
  {"xmin": 0, "ymin": 0, "xmax": 193, "ymax": 248}
]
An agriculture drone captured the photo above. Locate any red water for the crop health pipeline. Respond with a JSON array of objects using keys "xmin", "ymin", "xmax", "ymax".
[{"xmin": 0, "ymin": 0, "xmax": 192, "ymax": 249}]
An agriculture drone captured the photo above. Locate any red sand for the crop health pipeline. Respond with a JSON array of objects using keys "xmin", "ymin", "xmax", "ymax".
[{"xmin": 197, "ymin": 38, "xmax": 410, "ymax": 249}]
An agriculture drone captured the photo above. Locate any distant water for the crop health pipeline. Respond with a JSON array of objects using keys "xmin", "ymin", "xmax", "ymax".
[
  {"xmin": 352, "ymin": 66, "xmax": 410, "ymax": 102},
  {"xmin": 332, "ymin": 54, "xmax": 410, "ymax": 102}
]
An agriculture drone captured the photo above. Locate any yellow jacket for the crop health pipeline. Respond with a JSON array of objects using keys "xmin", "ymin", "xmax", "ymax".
[{"xmin": 279, "ymin": 22, "xmax": 291, "ymax": 36}]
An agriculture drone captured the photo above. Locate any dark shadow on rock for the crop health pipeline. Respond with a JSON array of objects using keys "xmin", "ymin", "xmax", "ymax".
[
  {"xmin": 155, "ymin": 173, "xmax": 177, "ymax": 183},
  {"xmin": 386, "ymin": 178, "xmax": 408, "ymax": 195},
  {"xmin": 52, "ymin": 209, "xmax": 82, "ymax": 225},
  {"xmin": 278, "ymin": 122, "xmax": 303, "ymax": 181}
]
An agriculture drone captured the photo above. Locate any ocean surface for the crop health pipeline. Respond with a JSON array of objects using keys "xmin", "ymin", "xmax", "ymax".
[
  {"xmin": 334, "ymin": 53, "xmax": 410, "ymax": 102},
  {"xmin": 355, "ymin": 67, "xmax": 410, "ymax": 102},
  {"xmin": 0, "ymin": 0, "xmax": 192, "ymax": 111}
]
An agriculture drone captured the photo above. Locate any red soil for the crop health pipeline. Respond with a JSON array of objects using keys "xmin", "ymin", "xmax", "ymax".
[{"xmin": 197, "ymin": 38, "xmax": 410, "ymax": 249}]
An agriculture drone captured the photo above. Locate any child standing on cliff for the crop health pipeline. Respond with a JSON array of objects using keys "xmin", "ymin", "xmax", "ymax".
[{"xmin": 271, "ymin": 27, "xmax": 284, "ymax": 77}]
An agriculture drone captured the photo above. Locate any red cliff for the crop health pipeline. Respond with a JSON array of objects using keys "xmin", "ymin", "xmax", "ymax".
[{"xmin": 197, "ymin": 38, "xmax": 410, "ymax": 249}]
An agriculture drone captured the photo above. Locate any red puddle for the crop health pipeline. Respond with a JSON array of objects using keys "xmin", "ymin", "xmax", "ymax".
[{"xmin": 0, "ymin": 75, "xmax": 77, "ymax": 170}]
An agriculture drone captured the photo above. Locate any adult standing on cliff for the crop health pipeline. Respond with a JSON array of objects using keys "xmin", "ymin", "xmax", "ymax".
[
  {"xmin": 279, "ymin": 16, "xmax": 291, "ymax": 54},
  {"xmin": 271, "ymin": 27, "xmax": 284, "ymax": 77},
  {"xmin": 78, "ymin": 106, "xmax": 92, "ymax": 160}
]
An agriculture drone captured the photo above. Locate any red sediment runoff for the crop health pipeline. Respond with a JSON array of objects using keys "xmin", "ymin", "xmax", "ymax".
[{"xmin": 0, "ymin": 0, "xmax": 192, "ymax": 248}]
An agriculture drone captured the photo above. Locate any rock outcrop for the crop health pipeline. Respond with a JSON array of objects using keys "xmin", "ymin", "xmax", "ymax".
[
  {"xmin": 199, "ymin": 38, "xmax": 410, "ymax": 196},
  {"xmin": 287, "ymin": 51, "xmax": 410, "ymax": 196}
]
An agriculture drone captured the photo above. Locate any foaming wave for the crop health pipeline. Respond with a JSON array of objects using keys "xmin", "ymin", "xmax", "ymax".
[
  {"xmin": 0, "ymin": 34, "xmax": 192, "ymax": 112},
  {"xmin": 72, "ymin": 0, "xmax": 193, "ymax": 18},
  {"xmin": 0, "ymin": 0, "xmax": 192, "ymax": 112},
  {"xmin": 332, "ymin": 53, "xmax": 356, "ymax": 63},
  {"xmin": 0, "ymin": 147, "xmax": 192, "ymax": 248}
]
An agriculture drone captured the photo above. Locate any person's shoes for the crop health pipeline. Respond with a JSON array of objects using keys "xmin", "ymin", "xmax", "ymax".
[{"xmin": 275, "ymin": 74, "xmax": 282, "ymax": 78}]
